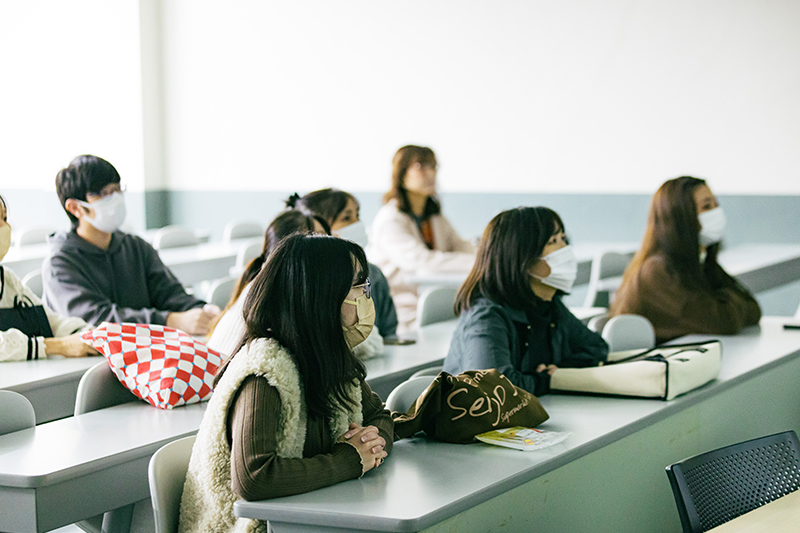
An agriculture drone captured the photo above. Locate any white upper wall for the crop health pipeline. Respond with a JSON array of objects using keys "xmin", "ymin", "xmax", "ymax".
[
  {"xmin": 0, "ymin": 0, "xmax": 146, "ymax": 192},
  {"xmin": 2, "ymin": 1, "xmax": 798, "ymax": 197},
  {"xmin": 160, "ymin": 0, "xmax": 800, "ymax": 195}
]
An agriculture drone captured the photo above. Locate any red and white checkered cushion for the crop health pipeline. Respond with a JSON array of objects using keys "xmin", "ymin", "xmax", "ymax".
[{"xmin": 82, "ymin": 322, "xmax": 223, "ymax": 409}]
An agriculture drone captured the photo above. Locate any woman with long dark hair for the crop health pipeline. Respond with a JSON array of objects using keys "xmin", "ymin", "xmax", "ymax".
[
  {"xmin": 180, "ymin": 234, "xmax": 391, "ymax": 533},
  {"xmin": 369, "ymin": 145, "xmax": 475, "ymax": 332},
  {"xmin": 611, "ymin": 176, "xmax": 760, "ymax": 342},
  {"xmin": 288, "ymin": 188, "xmax": 398, "ymax": 337},
  {"xmin": 443, "ymin": 207, "xmax": 608, "ymax": 396}
]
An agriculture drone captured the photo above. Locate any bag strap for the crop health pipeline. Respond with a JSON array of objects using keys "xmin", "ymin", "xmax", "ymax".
[
  {"xmin": 0, "ymin": 266, "xmax": 4, "ymax": 301},
  {"xmin": 605, "ymin": 339, "xmax": 721, "ymax": 366}
]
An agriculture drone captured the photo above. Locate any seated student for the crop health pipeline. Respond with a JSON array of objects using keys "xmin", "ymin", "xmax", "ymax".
[
  {"xmin": 179, "ymin": 234, "xmax": 391, "ymax": 533},
  {"xmin": 369, "ymin": 145, "xmax": 476, "ymax": 332},
  {"xmin": 288, "ymin": 188, "xmax": 399, "ymax": 337},
  {"xmin": 42, "ymin": 155, "xmax": 219, "ymax": 335},
  {"xmin": 611, "ymin": 176, "xmax": 761, "ymax": 342},
  {"xmin": 0, "ymin": 193, "xmax": 100, "ymax": 361},
  {"xmin": 209, "ymin": 210, "xmax": 383, "ymax": 360},
  {"xmin": 443, "ymin": 207, "xmax": 608, "ymax": 396}
]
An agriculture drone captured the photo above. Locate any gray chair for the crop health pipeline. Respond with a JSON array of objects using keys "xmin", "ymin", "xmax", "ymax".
[
  {"xmin": 410, "ymin": 366, "xmax": 443, "ymax": 379},
  {"xmin": 15, "ymin": 225, "xmax": 56, "ymax": 247},
  {"xmin": 223, "ymin": 220, "xmax": 264, "ymax": 243},
  {"xmin": 385, "ymin": 376, "xmax": 436, "ymax": 413},
  {"xmin": 21, "ymin": 270, "xmax": 43, "ymax": 299},
  {"xmin": 666, "ymin": 430, "xmax": 800, "ymax": 532},
  {"xmin": 416, "ymin": 285, "xmax": 458, "ymax": 328},
  {"xmin": 205, "ymin": 276, "xmax": 236, "ymax": 309},
  {"xmin": 148, "ymin": 435, "xmax": 196, "ymax": 533},
  {"xmin": 74, "ymin": 361, "xmax": 136, "ymax": 417},
  {"xmin": 0, "ymin": 390, "xmax": 36, "ymax": 435},
  {"xmin": 74, "ymin": 362, "xmax": 137, "ymax": 533},
  {"xmin": 583, "ymin": 251, "xmax": 635, "ymax": 308},
  {"xmin": 152, "ymin": 226, "xmax": 200, "ymax": 250},
  {"xmin": 587, "ymin": 313, "xmax": 610, "ymax": 333},
  {"xmin": 601, "ymin": 314, "xmax": 655, "ymax": 352}
]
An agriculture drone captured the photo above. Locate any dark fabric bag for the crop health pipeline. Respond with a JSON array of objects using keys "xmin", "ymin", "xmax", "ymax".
[
  {"xmin": 392, "ymin": 369, "xmax": 549, "ymax": 443},
  {"xmin": 0, "ymin": 267, "xmax": 54, "ymax": 338}
]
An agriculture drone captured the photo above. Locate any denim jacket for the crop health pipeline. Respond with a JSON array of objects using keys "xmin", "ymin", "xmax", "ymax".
[{"xmin": 443, "ymin": 296, "xmax": 608, "ymax": 396}]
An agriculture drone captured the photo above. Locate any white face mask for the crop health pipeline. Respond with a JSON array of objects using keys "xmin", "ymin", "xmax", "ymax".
[
  {"xmin": 334, "ymin": 221, "xmax": 369, "ymax": 249},
  {"xmin": 0, "ymin": 225, "xmax": 11, "ymax": 261},
  {"xmin": 533, "ymin": 245, "xmax": 578, "ymax": 293},
  {"xmin": 342, "ymin": 293, "xmax": 376, "ymax": 350},
  {"xmin": 78, "ymin": 192, "xmax": 127, "ymax": 234},
  {"xmin": 698, "ymin": 206, "xmax": 726, "ymax": 246}
]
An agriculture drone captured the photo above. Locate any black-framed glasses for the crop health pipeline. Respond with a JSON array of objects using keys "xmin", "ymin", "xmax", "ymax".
[{"xmin": 352, "ymin": 277, "xmax": 371, "ymax": 300}]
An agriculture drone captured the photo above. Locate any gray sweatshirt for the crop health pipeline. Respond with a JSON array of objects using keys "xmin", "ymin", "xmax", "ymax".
[{"xmin": 42, "ymin": 230, "xmax": 205, "ymax": 326}]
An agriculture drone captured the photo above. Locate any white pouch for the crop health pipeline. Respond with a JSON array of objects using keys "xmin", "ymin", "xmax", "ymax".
[{"xmin": 550, "ymin": 341, "xmax": 722, "ymax": 401}]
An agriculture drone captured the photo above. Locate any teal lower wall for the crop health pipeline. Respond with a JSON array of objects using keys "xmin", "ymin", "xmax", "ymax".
[
  {"xmin": 9, "ymin": 188, "xmax": 799, "ymax": 246},
  {"xmin": 162, "ymin": 190, "xmax": 800, "ymax": 248}
]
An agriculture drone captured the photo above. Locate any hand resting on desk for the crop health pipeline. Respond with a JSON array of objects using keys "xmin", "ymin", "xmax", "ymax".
[
  {"xmin": 339, "ymin": 422, "xmax": 388, "ymax": 473},
  {"xmin": 44, "ymin": 332, "xmax": 101, "ymax": 357}
]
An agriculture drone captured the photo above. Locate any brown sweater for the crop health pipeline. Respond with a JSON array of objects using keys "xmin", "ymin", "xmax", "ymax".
[
  {"xmin": 612, "ymin": 255, "xmax": 761, "ymax": 343},
  {"xmin": 226, "ymin": 375, "xmax": 394, "ymax": 501}
]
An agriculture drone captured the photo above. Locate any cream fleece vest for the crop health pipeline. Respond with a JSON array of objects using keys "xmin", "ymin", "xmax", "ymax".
[{"xmin": 177, "ymin": 338, "xmax": 363, "ymax": 533}]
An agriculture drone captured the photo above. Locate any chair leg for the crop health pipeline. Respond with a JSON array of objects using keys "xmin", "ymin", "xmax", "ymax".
[
  {"xmin": 100, "ymin": 504, "xmax": 135, "ymax": 533},
  {"xmin": 75, "ymin": 516, "xmax": 103, "ymax": 533}
]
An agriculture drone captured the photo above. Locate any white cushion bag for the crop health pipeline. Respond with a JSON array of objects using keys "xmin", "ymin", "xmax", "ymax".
[{"xmin": 550, "ymin": 340, "xmax": 722, "ymax": 401}]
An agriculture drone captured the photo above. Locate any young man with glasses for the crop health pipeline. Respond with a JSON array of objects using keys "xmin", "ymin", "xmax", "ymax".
[{"xmin": 42, "ymin": 155, "xmax": 220, "ymax": 336}]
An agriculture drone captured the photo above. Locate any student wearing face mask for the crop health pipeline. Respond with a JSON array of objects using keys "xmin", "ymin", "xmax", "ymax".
[
  {"xmin": 41, "ymin": 155, "xmax": 219, "ymax": 335},
  {"xmin": 443, "ymin": 207, "xmax": 608, "ymax": 396},
  {"xmin": 287, "ymin": 188, "xmax": 398, "ymax": 337},
  {"xmin": 369, "ymin": 145, "xmax": 476, "ymax": 333},
  {"xmin": 0, "ymin": 194, "xmax": 101, "ymax": 361},
  {"xmin": 179, "ymin": 234, "xmax": 391, "ymax": 533},
  {"xmin": 611, "ymin": 176, "xmax": 760, "ymax": 342}
]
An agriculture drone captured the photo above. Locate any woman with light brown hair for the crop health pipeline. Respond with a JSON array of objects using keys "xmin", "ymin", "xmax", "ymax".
[
  {"xmin": 611, "ymin": 176, "xmax": 760, "ymax": 342},
  {"xmin": 369, "ymin": 145, "xmax": 475, "ymax": 332}
]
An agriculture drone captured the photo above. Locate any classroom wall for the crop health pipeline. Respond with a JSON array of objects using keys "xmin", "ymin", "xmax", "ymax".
[
  {"xmin": 2, "ymin": 1, "xmax": 799, "ymax": 316},
  {"xmin": 3, "ymin": 0, "xmax": 799, "ymax": 227}
]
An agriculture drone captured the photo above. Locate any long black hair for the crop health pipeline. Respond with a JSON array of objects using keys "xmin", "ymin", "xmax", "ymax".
[
  {"xmin": 455, "ymin": 207, "xmax": 565, "ymax": 313},
  {"xmin": 236, "ymin": 233, "xmax": 369, "ymax": 420}
]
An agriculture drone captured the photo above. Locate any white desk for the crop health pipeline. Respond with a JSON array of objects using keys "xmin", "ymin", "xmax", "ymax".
[
  {"xmin": 234, "ymin": 317, "xmax": 800, "ymax": 532},
  {"xmin": 0, "ymin": 356, "xmax": 103, "ymax": 424},
  {"xmin": 153, "ymin": 237, "xmax": 261, "ymax": 287},
  {"xmin": 719, "ymin": 243, "xmax": 800, "ymax": 293},
  {"xmin": 0, "ymin": 401, "xmax": 207, "ymax": 533},
  {"xmin": 364, "ymin": 320, "xmax": 456, "ymax": 399},
  {"xmin": 707, "ymin": 489, "xmax": 800, "ymax": 532}
]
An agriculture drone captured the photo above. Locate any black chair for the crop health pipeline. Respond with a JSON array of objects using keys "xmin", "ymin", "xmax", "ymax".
[{"xmin": 665, "ymin": 430, "xmax": 800, "ymax": 532}]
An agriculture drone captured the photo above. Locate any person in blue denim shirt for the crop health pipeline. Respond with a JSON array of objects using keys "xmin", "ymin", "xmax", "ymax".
[{"xmin": 444, "ymin": 207, "xmax": 608, "ymax": 396}]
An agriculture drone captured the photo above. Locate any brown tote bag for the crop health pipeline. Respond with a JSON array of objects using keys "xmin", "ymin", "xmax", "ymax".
[{"xmin": 392, "ymin": 369, "xmax": 549, "ymax": 444}]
